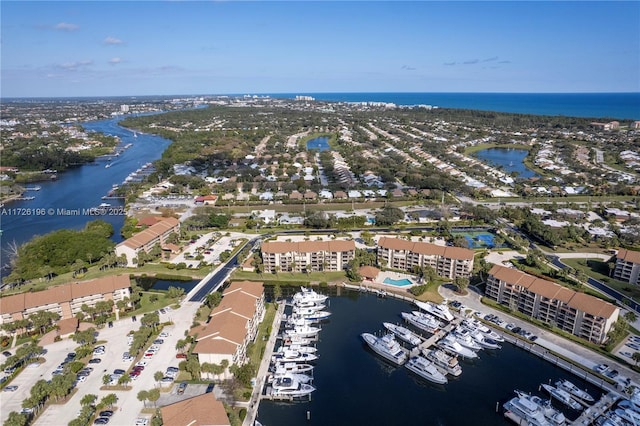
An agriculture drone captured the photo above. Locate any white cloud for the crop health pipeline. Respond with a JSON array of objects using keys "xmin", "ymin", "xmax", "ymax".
[
  {"xmin": 56, "ymin": 60, "xmax": 93, "ymax": 71},
  {"xmin": 104, "ymin": 37, "xmax": 124, "ymax": 45},
  {"xmin": 54, "ymin": 22, "xmax": 79, "ymax": 31},
  {"xmin": 109, "ymin": 57, "xmax": 123, "ymax": 65}
]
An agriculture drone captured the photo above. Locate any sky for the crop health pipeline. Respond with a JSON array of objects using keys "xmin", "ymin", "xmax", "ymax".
[{"xmin": 1, "ymin": 1, "xmax": 639, "ymax": 97}]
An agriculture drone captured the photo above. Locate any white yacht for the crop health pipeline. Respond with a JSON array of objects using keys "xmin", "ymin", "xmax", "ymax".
[
  {"xmin": 541, "ymin": 384, "xmax": 582, "ymax": 410},
  {"xmin": 269, "ymin": 372, "xmax": 313, "ymax": 385},
  {"xmin": 405, "ymin": 355, "xmax": 448, "ymax": 385},
  {"xmin": 274, "ymin": 344, "xmax": 317, "ymax": 355},
  {"xmin": 437, "ymin": 334, "xmax": 478, "ymax": 359},
  {"xmin": 361, "ymin": 333, "xmax": 408, "ymax": 366},
  {"xmin": 282, "ymin": 336, "xmax": 314, "ymax": 346},
  {"xmin": 271, "ymin": 376, "xmax": 315, "ymax": 398},
  {"xmin": 401, "ymin": 311, "xmax": 441, "ymax": 334},
  {"xmin": 464, "ymin": 328, "xmax": 502, "ymax": 350},
  {"xmin": 504, "ymin": 393, "xmax": 553, "ymax": 426},
  {"xmin": 614, "ymin": 408, "xmax": 640, "ymax": 425},
  {"xmin": 423, "ymin": 348, "xmax": 462, "ymax": 377},
  {"xmin": 554, "ymin": 379, "xmax": 594, "ymax": 403},
  {"xmin": 271, "ymin": 349, "xmax": 318, "ymax": 363},
  {"xmin": 283, "ymin": 325, "xmax": 321, "ymax": 338},
  {"xmin": 293, "ymin": 287, "xmax": 328, "ymax": 304},
  {"xmin": 415, "ymin": 300, "xmax": 454, "ymax": 323},
  {"xmin": 292, "ymin": 307, "xmax": 331, "ymax": 321},
  {"xmin": 271, "ymin": 362, "xmax": 314, "ymax": 375},
  {"xmin": 461, "ymin": 318, "xmax": 504, "ymax": 342},
  {"xmin": 292, "ymin": 299, "xmax": 326, "ymax": 311},
  {"xmin": 383, "ymin": 322, "xmax": 423, "ymax": 346},
  {"xmin": 525, "ymin": 393, "xmax": 567, "ymax": 426},
  {"xmin": 450, "ymin": 328, "xmax": 483, "ymax": 351}
]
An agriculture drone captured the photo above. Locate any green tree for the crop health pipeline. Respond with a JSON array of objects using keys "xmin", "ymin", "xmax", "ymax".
[
  {"xmin": 4, "ymin": 412, "xmax": 28, "ymax": 426},
  {"xmin": 147, "ymin": 388, "xmax": 160, "ymax": 407},
  {"xmin": 80, "ymin": 394, "xmax": 97, "ymax": 407},
  {"xmin": 624, "ymin": 311, "xmax": 638, "ymax": 324},
  {"xmin": 454, "ymin": 276, "xmax": 470, "ymax": 294},
  {"xmin": 137, "ymin": 390, "xmax": 149, "ymax": 408},
  {"xmin": 154, "ymin": 371, "xmax": 164, "ymax": 387}
]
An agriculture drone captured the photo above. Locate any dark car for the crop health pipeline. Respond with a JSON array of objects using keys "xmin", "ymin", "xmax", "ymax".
[
  {"xmin": 206, "ymin": 383, "xmax": 215, "ymax": 393},
  {"xmin": 113, "ymin": 369, "xmax": 125, "ymax": 376},
  {"xmin": 2, "ymin": 351, "xmax": 11, "ymax": 357},
  {"xmin": 511, "ymin": 327, "xmax": 521, "ymax": 334},
  {"xmin": 99, "ymin": 411, "xmax": 114, "ymax": 418},
  {"xmin": 177, "ymin": 382, "xmax": 187, "ymax": 395},
  {"xmin": 94, "ymin": 417, "xmax": 110, "ymax": 425},
  {"xmin": 88, "ymin": 358, "xmax": 102, "ymax": 364}
]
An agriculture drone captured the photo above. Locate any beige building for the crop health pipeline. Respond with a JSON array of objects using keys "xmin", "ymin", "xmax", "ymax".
[
  {"xmin": 261, "ymin": 240, "xmax": 356, "ymax": 274},
  {"xmin": 115, "ymin": 217, "xmax": 180, "ymax": 266},
  {"xmin": 0, "ymin": 275, "xmax": 131, "ymax": 328},
  {"xmin": 485, "ymin": 264, "xmax": 619, "ymax": 344},
  {"xmin": 376, "ymin": 237, "xmax": 474, "ymax": 279},
  {"xmin": 160, "ymin": 393, "xmax": 230, "ymax": 426},
  {"xmin": 613, "ymin": 248, "xmax": 640, "ymax": 286},
  {"xmin": 192, "ymin": 281, "xmax": 265, "ymax": 371}
]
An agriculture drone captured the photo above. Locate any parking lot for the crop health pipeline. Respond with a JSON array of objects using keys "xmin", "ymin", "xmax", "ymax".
[
  {"xmin": 170, "ymin": 232, "xmax": 245, "ymax": 268},
  {"xmin": 3, "ymin": 300, "xmax": 203, "ymax": 426}
]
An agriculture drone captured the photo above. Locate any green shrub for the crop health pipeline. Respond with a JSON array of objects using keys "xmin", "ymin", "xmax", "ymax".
[{"xmin": 239, "ymin": 408, "xmax": 247, "ymax": 420}]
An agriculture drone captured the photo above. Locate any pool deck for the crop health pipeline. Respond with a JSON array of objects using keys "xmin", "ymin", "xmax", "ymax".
[{"xmin": 377, "ymin": 270, "xmax": 418, "ymax": 287}]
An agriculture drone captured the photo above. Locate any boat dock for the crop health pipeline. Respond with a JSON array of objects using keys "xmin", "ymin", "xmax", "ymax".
[{"xmin": 569, "ymin": 391, "xmax": 620, "ymax": 425}]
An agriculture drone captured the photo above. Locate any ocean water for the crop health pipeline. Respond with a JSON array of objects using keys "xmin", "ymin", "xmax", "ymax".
[{"xmin": 272, "ymin": 92, "xmax": 640, "ymax": 120}]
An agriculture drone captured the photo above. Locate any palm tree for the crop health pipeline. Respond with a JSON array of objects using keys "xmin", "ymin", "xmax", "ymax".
[
  {"xmin": 80, "ymin": 394, "xmax": 97, "ymax": 407},
  {"xmin": 137, "ymin": 390, "xmax": 149, "ymax": 408},
  {"xmin": 154, "ymin": 371, "xmax": 164, "ymax": 387}
]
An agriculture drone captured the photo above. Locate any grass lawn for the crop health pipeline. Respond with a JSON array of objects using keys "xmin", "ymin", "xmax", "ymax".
[
  {"xmin": 562, "ymin": 258, "xmax": 640, "ymax": 303},
  {"xmin": 412, "ymin": 281, "xmax": 445, "ymax": 303},
  {"xmin": 246, "ymin": 303, "xmax": 276, "ymax": 368}
]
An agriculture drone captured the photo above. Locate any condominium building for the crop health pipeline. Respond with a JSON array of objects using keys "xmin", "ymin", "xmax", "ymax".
[
  {"xmin": 0, "ymin": 275, "xmax": 131, "ymax": 327},
  {"xmin": 376, "ymin": 237, "xmax": 474, "ymax": 279},
  {"xmin": 192, "ymin": 281, "xmax": 265, "ymax": 371},
  {"xmin": 613, "ymin": 248, "xmax": 640, "ymax": 285},
  {"xmin": 115, "ymin": 217, "xmax": 180, "ymax": 266},
  {"xmin": 485, "ymin": 264, "xmax": 619, "ymax": 344},
  {"xmin": 261, "ymin": 240, "xmax": 356, "ymax": 274}
]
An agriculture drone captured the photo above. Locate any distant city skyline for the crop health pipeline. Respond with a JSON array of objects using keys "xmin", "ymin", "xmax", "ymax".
[{"xmin": 1, "ymin": 1, "xmax": 639, "ymax": 98}]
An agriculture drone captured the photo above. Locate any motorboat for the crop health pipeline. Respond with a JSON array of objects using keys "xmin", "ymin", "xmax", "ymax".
[
  {"xmin": 285, "ymin": 316, "xmax": 316, "ymax": 327},
  {"xmin": 282, "ymin": 336, "xmax": 315, "ymax": 346},
  {"xmin": 283, "ymin": 325, "xmax": 321, "ymax": 338},
  {"xmin": 554, "ymin": 379, "xmax": 594, "ymax": 403},
  {"xmin": 405, "ymin": 355, "xmax": 448, "ymax": 385},
  {"xmin": 401, "ymin": 311, "xmax": 441, "ymax": 334},
  {"xmin": 271, "ymin": 362, "xmax": 314, "ymax": 374},
  {"xmin": 615, "ymin": 408, "xmax": 640, "ymax": 425},
  {"xmin": 383, "ymin": 322, "xmax": 423, "ymax": 346},
  {"xmin": 461, "ymin": 318, "xmax": 504, "ymax": 342},
  {"xmin": 415, "ymin": 300, "xmax": 454, "ymax": 323},
  {"xmin": 292, "ymin": 308, "xmax": 331, "ymax": 321},
  {"xmin": 437, "ymin": 334, "xmax": 478, "ymax": 359},
  {"xmin": 268, "ymin": 372, "xmax": 313, "ymax": 385},
  {"xmin": 515, "ymin": 391, "xmax": 566, "ymax": 426},
  {"xmin": 450, "ymin": 328, "xmax": 483, "ymax": 351},
  {"xmin": 293, "ymin": 287, "xmax": 328, "ymax": 304},
  {"xmin": 423, "ymin": 348, "xmax": 462, "ymax": 377},
  {"xmin": 463, "ymin": 328, "xmax": 502, "ymax": 350},
  {"xmin": 271, "ymin": 349, "xmax": 318, "ymax": 363},
  {"xmin": 361, "ymin": 333, "xmax": 408, "ymax": 366},
  {"xmin": 504, "ymin": 393, "xmax": 553, "ymax": 426},
  {"xmin": 292, "ymin": 299, "xmax": 326, "ymax": 311},
  {"xmin": 541, "ymin": 384, "xmax": 582, "ymax": 410},
  {"xmin": 271, "ymin": 376, "xmax": 315, "ymax": 398},
  {"xmin": 274, "ymin": 344, "xmax": 317, "ymax": 355}
]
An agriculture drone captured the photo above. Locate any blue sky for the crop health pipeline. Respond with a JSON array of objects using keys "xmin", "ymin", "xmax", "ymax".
[{"xmin": 2, "ymin": 1, "xmax": 639, "ymax": 97}]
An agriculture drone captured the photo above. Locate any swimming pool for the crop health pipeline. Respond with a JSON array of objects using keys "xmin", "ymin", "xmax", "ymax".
[{"xmin": 383, "ymin": 277, "xmax": 413, "ymax": 287}]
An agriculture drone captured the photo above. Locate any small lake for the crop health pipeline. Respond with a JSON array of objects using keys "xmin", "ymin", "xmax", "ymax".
[
  {"xmin": 149, "ymin": 279, "xmax": 200, "ymax": 292},
  {"xmin": 473, "ymin": 148, "xmax": 539, "ymax": 179},
  {"xmin": 306, "ymin": 136, "xmax": 331, "ymax": 151}
]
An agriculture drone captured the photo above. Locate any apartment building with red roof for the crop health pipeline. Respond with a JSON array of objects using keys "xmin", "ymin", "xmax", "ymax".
[
  {"xmin": 115, "ymin": 217, "xmax": 180, "ymax": 266},
  {"xmin": 261, "ymin": 240, "xmax": 355, "ymax": 274},
  {"xmin": 160, "ymin": 393, "xmax": 230, "ymax": 426},
  {"xmin": 614, "ymin": 248, "xmax": 640, "ymax": 285},
  {"xmin": 486, "ymin": 264, "xmax": 619, "ymax": 344},
  {"xmin": 377, "ymin": 237, "xmax": 474, "ymax": 279},
  {"xmin": 0, "ymin": 275, "xmax": 131, "ymax": 328},
  {"xmin": 192, "ymin": 281, "xmax": 265, "ymax": 372}
]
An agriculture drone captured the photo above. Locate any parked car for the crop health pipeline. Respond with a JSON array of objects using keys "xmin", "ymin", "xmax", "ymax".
[
  {"xmin": 206, "ymin": 383, "xmax": 215, "ymax": 393},
  {"xmin": 176, "ymin": 353, "xmax": 187, "ymax": 359},
  {"xmin": 153, "ymin": 339, "xmax": 164, "ymax": 345},
  {"xmin": 99, "ymin": 411, "xmax": 113, "ymax": 418},
  {"xmin": 93, "ymin": 417, "xmax": 110, "ymax": 425},
  {"xmin": 177, "ymin": 382, "xmax": 187, "ymax": 395},
  {"xmin": 88, "ymin": 358, "xmax": 102, "ymax": 364},
  {"xmin": 159, "ymin": 332, "xmax": 169, "ymax": 338},
  {"xmin": 2, "ymin": 351, "xmax": 11, "ymax": 357},
  {"xmin": 135, "ymin": 361, "xmax": 148, "ymax": 367},
  {"xmin": 3, "ymin": 385, "xmax": 18, "ymax": 392},
  {"xmin": 160, "ymin": 376, "xmax": 174, "ymax": 384},
  {"xmin": 135, "ymin": 418, "xmax": 149, "ymax": 426}
]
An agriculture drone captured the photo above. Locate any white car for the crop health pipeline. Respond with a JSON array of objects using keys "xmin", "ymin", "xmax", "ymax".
[
  {"xmin": 135, "ymin": 418, "xmax": 149, "ymax": 426},
  {"xmin": 159, "ymin": 332, "xmax": 169, "ymax": 338},
  {"xmin": 136, "ymin": 361, "xmax": 148, "ymax": 367}
]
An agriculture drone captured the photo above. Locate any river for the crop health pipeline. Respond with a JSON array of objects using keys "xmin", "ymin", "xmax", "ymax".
[
  {"xmin": 0, "ymin": 118, "xmax": 172, "ymax": 277},
  {"xmin": 257, "ymin": 291, "xmax": 602, "ymax": 426}
]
